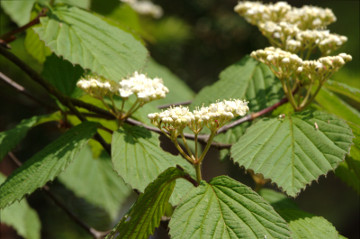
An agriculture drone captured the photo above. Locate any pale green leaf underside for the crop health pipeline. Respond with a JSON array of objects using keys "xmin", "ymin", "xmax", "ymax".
[
  {"xmin": 0, "ymin": 122, "xmax": 98, "ymax": 208},
  {"xmin": 0, "ymin": 115, "xmax": 54, "ymax": 162},
  {"xmin": 169, "ymin": 176, "xmax": 290, "ymax": 239},
  {"xmin": 107, "ymin": 167, "xmax": 187, "ymax": 239},
  {"xmin": 59, "ymin": 147, "xmax": 133, "ymax": 220},
  {"xmin": 25, "ymin": 28, "xmax": 52, "ymax": 63},
  {"xmin": 0, "ymin": 173, "xmax": 41, "ymax": 239},
  {"xmin": 111, "ymin": 125, "xmax": 195, "ymax": 194},
  {"xmin": 33, "ymin": 6, "xmax": 148, "ymax": 81},
  {"xmin": 259, "ymin": 189, "xmax": 340, "ymax": 239},
  {"xmin": 191, "ymin": 56, "xmax": 283, "ymax": 112},
  {"xmin": 231, "ymin": 111, "xmax": 353, "ymax": 197}
]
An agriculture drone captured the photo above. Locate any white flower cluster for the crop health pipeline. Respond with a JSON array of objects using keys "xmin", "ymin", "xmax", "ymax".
[
  {"xmin": 119, "ymin": 72, "xmax": 169, "ymax": 102},
  {"xmin": 76, "ymin": 78, "xmax": 118, "ymax": 97},
  {"xmin": 121, "ymin": 0, "xmax": 163, "ymax": 18},
  {"xmin": 235, "ymin": 1, "xmax": 344, "ymax": 56},
  {"xmin": 77, "ymin": 72, "xmax": 169, "ymax": 103},
  {"xmin": 251, "ymin": 47, "xmax": 352, "ymax": 81},
  {"xmin": 148, "ymin": 99, "xmax": 249, "ymax": 133},
  {"xmin": 234, "ymin": 1, "xmax": 291, "ymax": 25}
]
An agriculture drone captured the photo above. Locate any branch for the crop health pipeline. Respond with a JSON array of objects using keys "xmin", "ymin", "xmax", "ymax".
[
  {"xmin": 7, "ymin": 153, "xmax": 107, "ymax": 239},
  {"xmin": 0, "ymin": 46, "xmax": 111, "ymax": 155},
  {"xmin": 0, "ymin": 9, "xmax": 47, "ymax": 46},
  {"xmin": 0, "ymin": 71, "xmax": 56, "ymax": 110}
]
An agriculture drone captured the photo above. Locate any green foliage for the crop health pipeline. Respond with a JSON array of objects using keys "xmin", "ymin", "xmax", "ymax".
[
  {"xmin": 324, "ymin": 80, "xmax": 360, "ymax": 104},
  {"xmin": 33, "ymin": 5, "xmax": 148, "ymax": 81},
  {"xmin": 0, "ymin": 173, "xmax": 41, "ymax": 239},
  {"xmin": 191, "ymin": 56, "xmax": 283, "ymax": 111},
  {"xmin": 1, "ymin": 0, "xmax": 36, "ymax": 26},
  {"xmin": 0, "ymin": 122, "xmax": 98, "ymax": 208},
  {"xmin": 259, "ymin": 189, "xmax": 341, "ymax": 239},
  {"xmin": 59, "ymin": 147, "xmax": 133, "ymax": 220},
  {"xmin": 111, "ymin": 125, "xmax": 194, "ymax": 192},
  {"xmin": 169, "ymin": 176, "xmax": 290, "ymax": 239},
  {"xmin": 107, "ymin": 167, "xmax": 188, "ymax": 239},
  {"xmin": 231, "ymin": 111, "xmax": 353, "ymax": 196},
  {"xmin": 145, "ymin": 58, "xmax": 195, "ymax": 106},
  {"xmin": 25, "ymin": 28, "xmax": 52, "ymax": 63},
  {"xmin": 0, "ymin": 115, "xmax": 54, "ymax": 162},
  {"xmin": 42, "ymin": 54, "xmax": 84, "ymax": 97}
]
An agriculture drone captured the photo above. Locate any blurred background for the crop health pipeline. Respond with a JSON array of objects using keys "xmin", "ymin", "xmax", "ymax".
[{"xmin": 0, "ymin": 0, "xmax": 359, "ymax": 238}]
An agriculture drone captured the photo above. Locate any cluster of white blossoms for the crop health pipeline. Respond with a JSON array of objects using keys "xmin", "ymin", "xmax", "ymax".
[
  {"xmin": 251, "ymin": 47, "xmax": 352, "ymax": 82},
  {"xmin": 77, "ymin": 72, "xmax": 169, "ymax": 103},
  {"xmin": 148, "ymin": 99, "xmax": 249, "ymax": 133},
  {"xmin": 76, "ymin": 77, "xmax": 118, "ymax": 97},
  {"xmin": 119, "ymin": 72, "xmax": 169, "ymax": 102},
  {"xmin": 235, "ymin": 1, "xmax": 345, "ymax": 56},
  {"xmin": 121, "ymin": 0, "xmax": 163, "ymax": 18}
]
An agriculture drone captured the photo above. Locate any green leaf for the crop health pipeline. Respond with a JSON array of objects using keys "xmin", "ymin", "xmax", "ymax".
[
  {"xmin": 42, "ymin": 54, "xmax": 84, "ymax": 97},
  {"xmin": 111, "ymin": 125, "xmax": 195, "ymax": 192},
  {"xmin": 25, "ymin": 28, "xmax": 52, "ymax": 63},
  {"xmin": 0, "ymin": 173, "xmax": 41, "ymax": 239},
  {"xmin": 1, "ymin": 0, "xmax": 35, "ymax": 26},
  {"xmin": 169, "ymin": 176, "xmax": 290, "ymax": 239},
  {"xmin": 324, "ymin": 80, "xmax": 360, "ymax": 104},
  {"xmin": 55, "ymin": 0, "xmax": 91, "ymax": 9},
  {"xmin": 231, "ymin": 110, "xmax": 353, "ymax": 197},
  {"xmin": 259, "ymin": 189, "xmax": 340, "ymax": 239},
  {"xmin": 0, "ymin": 115, "xmax": 54, "ymax": 162},
  {"xmin": 145, "ymin": 58, "xmax": 194, "ymax": 106},
  {"xmin": 107, "ymin": 167, "xmax": 188, "ymax": 239},
  {"xmin": 59, "ymin": 147, "xmax": 133, "ymax": 220},
  {"xmin": 191, "ymin": 56, "xmax": 283, "ymax": 112},
  {"xmin": 335, "ymin": 156, "xmax": 360, "ymax": 194},
  {"xmin": 0, "ymin": 121, "xmax": 98, "ymax": 208},
  {"xmin": 33, "ymin": 5, "xmax": 148, "ymax": 81}
]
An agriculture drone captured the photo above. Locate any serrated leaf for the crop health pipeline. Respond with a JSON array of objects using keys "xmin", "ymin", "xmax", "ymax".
[
  {"xmin": 191, "ymin": 56, "xmax": 283, "ymax": 112},
  {"xmin": 169, "ymin": 176, "xmax": 290, "ymax": 239},
  {"xmin": 0, "ymin": 115, "xmax": 54, "ymax": 162},
  {"xmin": 259, "ymin": 189, "xmax": 340, "ymax": 239},
  {"xmin": 33, "ymin": 5, "xmax": 148, "ymax": 81},
  {"xmin": 231, "ymin": 111, "xmax": 353, "ymax": 197},
  {"xmin": 0, "ymin": 121, "xmax": 98, "ymax": 208},
  {"xmin": 42, "ymin": 54, "xmax": 84, "ymax": 97},
  {"xmin": 25, "ymin": 28, "xmax": 52, "ymax": 63},
  {"xmin": 59, "ymin": 148, "xmax": 133, "ymax": 220},
  {"xmin": 0, "ymin": 173, "xmax": 41, "ymax": 239},
  {"xmin": 107, "ymin": 167, "xmax": 188, "ymax": 239},
  {"xmin": 1, "ymin": 0, "xmax": 35, "ymax": 26},
  {"xmin": 324, "ymin": 80, "xmax": 360, "ymax": 104},
  {"xmin": 111, "ymin": 125, "xmax": 195, "ymax": 192},
  {"xmin": 145, "ymin": 58, "xmax": 194, "ymax": 106}
]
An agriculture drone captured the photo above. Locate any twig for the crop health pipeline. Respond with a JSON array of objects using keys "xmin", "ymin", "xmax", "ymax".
[
  {"xmin": 176, "ymin": 165, "xmax": 199, "ymax": 187},
  {"xmin": 0, "ymin": 9, "xmax": 47, "ymax": 45},
  {"xmin": 0, "ymin": 71, "xmax": 56, "ymax": 110},
  {"xmin": 7, "ymin": 153, "xmax": 107, "ymax": 239},
  {"xmin": 157, "ymin": 100, "xmax": 192, "ymax": 109},
  {"xmin": 0, "ymin": 46, "xmax": 111, "ymax": 155}
]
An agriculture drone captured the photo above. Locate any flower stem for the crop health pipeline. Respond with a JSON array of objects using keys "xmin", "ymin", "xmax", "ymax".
[
  {"xmin": 198, "ymin": 131, "xmax": 216, "ymax": 163},
  {"xmin": 194, "ymin": 163, "xmax": 202, "ymax": 183}
]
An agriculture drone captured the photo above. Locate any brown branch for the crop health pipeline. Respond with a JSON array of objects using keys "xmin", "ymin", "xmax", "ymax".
[
  {"xmin": 0, "ymin": 9, "xmax": 47, "ymax": 45},
  {"xmin": 7, "ymin": 153, "xmax": 107, "ymax": 239},
  {"xmin": 176, "ymin": 165, "xmax": 199, "ymax": 187},
  {"xmin": 0, "ymin": 46, "xmax": 111, "ymax": 155},
  {"xmin": 0, "ymin": 71, "xmax": 56, "ymax": 110}
]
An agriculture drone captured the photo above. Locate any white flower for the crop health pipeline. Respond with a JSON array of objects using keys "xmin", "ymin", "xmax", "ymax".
[
  {"xmin": 77, "ymin": 77, "xmax": 118, "ymax": 97},
  {"xmin": 121, "ymin": 0, "xmax": 163, "ymax": 18}
]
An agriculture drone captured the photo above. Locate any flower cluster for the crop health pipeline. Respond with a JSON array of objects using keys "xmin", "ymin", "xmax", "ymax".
[
  {"xmin": 121, "ymin": 0, "xmax": 163, "ymax": 18},
  {"xmin": 251, "ymin": 47, "xmax": 352, "ymax": 81},
  {"xmin": 235, "ymin": 1, "xmax": 345, "ymax": 56},
  {"xmin": 77, "ymin": 72, "xmax": 168, "ymax": 103},
  {"xmin": 76, "ymin": 77, "xmax": 118, "ymax": 97},
  {"xmin": 148, "ymin": 99, "xmax": 249, "ymax": 134},
  {"xmin": 119, "ymin": 72, "xmax": 169, "ymax": 102}
]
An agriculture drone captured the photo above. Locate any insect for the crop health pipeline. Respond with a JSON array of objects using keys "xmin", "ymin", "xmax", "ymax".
[{"xmin": 278, "ymin": 114, "xmax": 285, "ymax": 120}]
